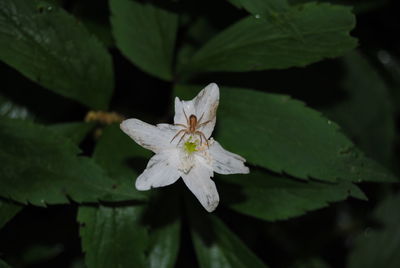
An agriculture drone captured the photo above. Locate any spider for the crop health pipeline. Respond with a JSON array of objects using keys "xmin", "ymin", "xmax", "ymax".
[{"xmin": 170, "ymin": 109, "xmax": 212, "ymax": 147}]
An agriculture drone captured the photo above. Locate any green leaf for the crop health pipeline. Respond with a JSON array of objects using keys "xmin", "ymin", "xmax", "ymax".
[
  {"xmin": 175, "ymin": 85, "xmax": 397, "ymax": 183},
  {"xmin": 71, "ymin": 0, "xmax": 114, "ymax": 47},
  {"xmin": 0, "ymin": 0, "xmax": 114, "ymax": 109},
  {"xmin": 226, "ymin": 0, "xmax": 300, "ymax": 37},
  {"xmin": 227, "ymin": 0, "xmax": 306, "ymax": 39},
  {"xmin": 78, "ymin": 192, "xmax": 180, "ymax": 268},
  {"xmin": 0, "ymin": 118, "xmax": 145, "ymax": 206},
  {"xmin": 324, "ymin": 51, "xmax": 395, "ymax": 164},
  {"xmin": 147, "ymin": 221, "xmax": 180, "ymax": 268},
  {"xmin": 226, "ymin": 0, "xmax": 311, "ymax": 44},
  {"xmin": 0, "ymin": 200, "xmax": 22, "ymax": 229},
  {"xmin": 219, "ymin": 170, "xmax": 365, "ymax": 221},
  {"xmin": 348, "ymin": 194, "xmax": 400, "ymax": 268},
  {"xmin": 110, "ymin": 0, "xmax": 178, "ymax": 80},
  {"xmin": 176, "ymin": 17, "xmax": 218, "ymax": 68},
  {"xmin": 180, "ymin": 3, "xmax": 356, "ymax": 77},
  {"xmin": 190, "ymin": 213, "xmax": 268, "ymax": 268},
  {"xmin": 146, "ymin": 191, "xmax": 181, "ymax": 268},
  {"xmin": 93, "ymin": 124, "xmax": 151, "ymax": 199},
  {"xmin": 50, "ymin": 122, "xmax": 95, "ymax": 145},
  {"xmin": 78, "ymin": 205, "xmax": 149, "ymax": 268}
]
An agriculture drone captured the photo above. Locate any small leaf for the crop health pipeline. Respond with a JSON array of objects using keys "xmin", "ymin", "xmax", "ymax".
[
  {"xmin": 78, "ymin": 191, "xmax": 180, "ymax": 268},
  {"xmin": 0, "ymin": 200, "xmax": 22, "ymax": 229},
  {"xmin": 0, "ymin": 0, "xmax": 114, "ymax": 109},
  {"xmin": 0, "ymin": 118, "xmax": 145, "ymax": 206},
  {"xmin": 190, "ymin": 212, "xmax": 268, "ymax": 268},
  {"xmin": 180, "ymin": 3, "xmax": 356, "ymax": 77},
  {"xmin": 110, "ymin": 0, "xmax": 178, "ymax": 80},
  {"xmin": 219, "ymin": 170, "xmax": 366, "ymax": 221},
  {"xmin": 175, "ymin": 85, "xmax": 397, "ymax": 183},
  {"xmin": 78, "ymin": 205, "xmax": 149, "ymax": 268}
]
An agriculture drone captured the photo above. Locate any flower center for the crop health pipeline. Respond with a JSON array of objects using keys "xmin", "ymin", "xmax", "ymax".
[
  {"xmin": 184, "ymin": 141, "xmax": 197, "ymax": 154},
  {"xmin": 178, "ymin": 136, "xmax": 213, "ymax": 174},
  {"xmin": 182, "ymin": 136, "xmax": 203, "ymax": 154}
]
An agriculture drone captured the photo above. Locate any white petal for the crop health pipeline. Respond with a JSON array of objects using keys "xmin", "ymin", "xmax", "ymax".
[
  {"xmin": 182, "ymin": 162, "xmax": 219, "ymax": 212},
  {"xmin": 120, "ymin": 119, "xmax": 180, "ymax": 153},
  {"xmin": 174, "ymin": 83, "xmax": 220, "ymax": 138},
  {"xmin": 192, "ymin": 83, "xmax": 219, "ymax": 138},
  {"xmin": 209, "ymin": 140, "xmax": 250, "ymax": 175},
  {"xmin": 135, "ymin": 150, "xmax": 181, "ymax": 190},
  {"xmin": 174, "ymin": 96, "xmax": 195, "ymax": 127}
]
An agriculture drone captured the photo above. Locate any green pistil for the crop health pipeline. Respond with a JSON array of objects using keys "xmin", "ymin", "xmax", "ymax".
[{"xmin": 184, "ymin": 141, "xmax": 197, "ymax": 154}]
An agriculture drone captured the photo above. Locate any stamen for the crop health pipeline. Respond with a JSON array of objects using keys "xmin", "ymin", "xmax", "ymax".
[{"xmin": 184, "ymin": 141, "xmax": 197, "ymax": 153}]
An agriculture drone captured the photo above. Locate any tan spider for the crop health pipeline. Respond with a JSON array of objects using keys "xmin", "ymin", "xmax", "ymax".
[{"xmin": 170, "ymin": 109, "xmax": 212, "ymax": 147}]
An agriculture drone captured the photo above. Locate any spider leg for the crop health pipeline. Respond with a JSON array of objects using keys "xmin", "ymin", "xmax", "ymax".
[
  {"xmin": 197, "ymin": 120, "xmax": 212, "ymax": 128},
  {"xmin": 195, "ymin": 131, "xmax": 209, "ymax": 147},
  {"xmin": 197, "ymin": 112, "xmax": 205, "ymax": 125},
  {"xmin": 170, "ymin": 129, "xmax": 186, "ymax": 143},
  {"xmin": 177, "ymin": 131, "xmax": 188, "ymax": 146},
  {"xmin": 182, "ymin": 108, "xmax": 189, "ymax": 125}
]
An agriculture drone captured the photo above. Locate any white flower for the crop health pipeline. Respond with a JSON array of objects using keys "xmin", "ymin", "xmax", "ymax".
[{"xmin": 120, "ymin": 83, "xmax": 249, "ymax": 212}]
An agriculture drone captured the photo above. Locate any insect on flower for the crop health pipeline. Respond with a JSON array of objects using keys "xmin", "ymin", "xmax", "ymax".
[
  {"xmin": 120, "ymin": 83, "xmax": 249, "ymax": 212},
  {"xmin": 171, "ymin": 110, "xmax": 211, "ymax": 147}
]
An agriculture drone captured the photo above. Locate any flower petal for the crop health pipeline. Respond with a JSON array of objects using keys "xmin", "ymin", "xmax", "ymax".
[
  {"xmin": 182, "ymin": 162, "xmax": 219, "ymax": 212},
  {"xmin": 120, "ymin": 119, "xmax": 180, "ymax": 153},
  {"xmin": 135, "ymin": 150, "xmax": 181, "ymax": 190},
  {"xmin": 209, "ymin": 140, "xmax": 250, "ymax": 175},
  {"xmin": 174, "ymin": 83, "xmax": 219, "ymax": 138},
  {"xmin": 192, "ymin": 83, "xmax": 219, "ymax": 137},
  {"xmin": 174, "ymin": 96, "xmax": 194, "ymax": 130}
]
